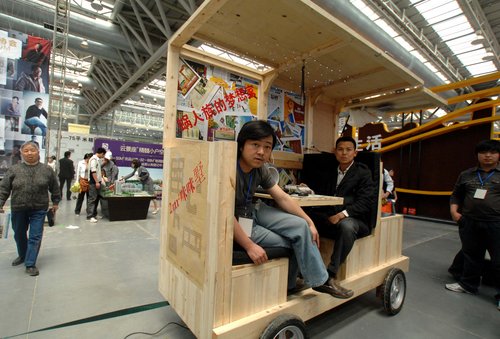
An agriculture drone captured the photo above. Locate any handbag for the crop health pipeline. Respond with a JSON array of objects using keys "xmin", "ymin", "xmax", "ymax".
[
  {"xmin": 79, "ymin": 177, "xmax": 90, "ymax": 193},
  {"xmin": 70, "ymin": 181, "xmax": 80, "ymax": 193}
]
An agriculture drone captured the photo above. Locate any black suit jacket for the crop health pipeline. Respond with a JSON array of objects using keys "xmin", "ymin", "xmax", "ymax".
[
  {"xmin": 309, "ymin": 161, "xmax": 376, "ymax": 229},
  {"xmin": 58, "ymin": 157, "xmax": 74, "ymax": 179}
]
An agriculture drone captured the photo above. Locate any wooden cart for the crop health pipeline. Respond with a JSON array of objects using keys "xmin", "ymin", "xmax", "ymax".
[
  {"xmin": 159, "ymin": 141, "xmax": 408, "ymax": 338},
  {"xmin": 158, "ymin": 1, "xmax": 444, "ymax": 337}
]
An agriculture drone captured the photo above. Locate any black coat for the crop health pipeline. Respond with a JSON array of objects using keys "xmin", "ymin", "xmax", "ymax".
[
  {"xmin": 58, "ymin": 157, "xmax": 74, "ymax": 180},
  {"xmin": 308, "ymin": 161, "xmax": 377, "ymax": 228}
]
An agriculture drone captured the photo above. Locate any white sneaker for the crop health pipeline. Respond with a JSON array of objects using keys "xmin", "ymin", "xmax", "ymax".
[
  {"xmin": 89, "ymin": 217, "xmax": 98, "ymax": 223},
  {"xmin": 445, "ymin": 283, "xmax": 472, "ymax": 294},
  {"xmin": 152, "ymin": 209, "xmax": 159, "ymax": 215}
]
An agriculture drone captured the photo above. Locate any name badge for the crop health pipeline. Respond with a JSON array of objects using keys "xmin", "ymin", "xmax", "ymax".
[
  {"xmin": 239, "ymin": 217, "xmax": 253, "ymax": 237},
  {"xmin": 474, "ymin": 188, "xmax": 487, "ymax": 199}
]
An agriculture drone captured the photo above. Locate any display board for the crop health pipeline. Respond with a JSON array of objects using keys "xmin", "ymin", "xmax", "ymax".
[
  {"xmin": 94, "ymin": 138, "xmax": 164, "ymax": 182},
  {"xmin": 0, "ymin": 29, "xmax": 51, "ymax": 176}
]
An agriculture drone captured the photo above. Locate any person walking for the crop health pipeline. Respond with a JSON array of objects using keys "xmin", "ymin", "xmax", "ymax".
[
  {"xmin": 58, "ymin": 151, "xmax": 75, "ymax": 200},
  {"xmin": 47, "ymin": 155, "xmax": 56, "ymax": 172},
  {"xmin": 0, "ymin": 141, "xmax": 60, "ymax": 276},
  {"xmin": 74, "ymin": 153, "xmax": 92, "ymax": 216},
  {"xmin": 86, "ymin": 148, "xmax": 106, "ymax": 223}
]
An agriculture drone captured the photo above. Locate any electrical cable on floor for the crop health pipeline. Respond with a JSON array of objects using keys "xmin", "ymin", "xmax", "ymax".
[{"xmin": 123, "ymin": 321, "xmax": 189, "ymax": 339}]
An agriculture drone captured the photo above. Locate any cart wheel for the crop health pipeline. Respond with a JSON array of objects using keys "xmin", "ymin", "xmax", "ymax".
[
  {"xmin": 260, "ymin": 314, "xmax": 308, "ymax": 339},
  {"xmin": 382, "ymin": 268, "xmax": 406, "ymax": 315}
]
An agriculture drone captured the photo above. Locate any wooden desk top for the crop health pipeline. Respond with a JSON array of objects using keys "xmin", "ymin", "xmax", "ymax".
[{"xmin": 254, "ymin": 193, "xmax": 343, "ymax": 207}]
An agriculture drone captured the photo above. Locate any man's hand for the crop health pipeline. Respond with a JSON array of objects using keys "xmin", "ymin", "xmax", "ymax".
[
  {"xmin": 382, "ymin": 191, "xmax": 390, "ymax": 199},
  {"xmin": 52, "ymin": 205, "xmax": 58, "ymax": 213},
  {"xmin": 328, "ymin": 212, "xmax": 346, "ymax": 225},
  {"xmin": 309, "ymin": 223, "xmax": 320, "ymax": 247},
  {"xmin": 246, "ymin": 243, "xmax": 268, "ymax": 265},
  {"xmin": 451, "ymin": 211, "xmax": 462, "ymax": 223}
]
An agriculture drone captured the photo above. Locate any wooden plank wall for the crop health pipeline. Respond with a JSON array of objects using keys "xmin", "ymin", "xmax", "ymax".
[{"xmin": 159, "ymin": 140, "xmax": 236, "ymax": 339}]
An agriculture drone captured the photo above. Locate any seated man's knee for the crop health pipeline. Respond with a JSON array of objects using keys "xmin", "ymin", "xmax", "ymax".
[{"xmin": 337, "ymin": 218, "xmax": 358, "ymax": 235}]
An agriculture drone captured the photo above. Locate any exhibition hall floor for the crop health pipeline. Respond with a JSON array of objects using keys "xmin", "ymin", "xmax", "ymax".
[{"xmin": 0, "ymin": 200, "xmax": 498, "ymax": 339}]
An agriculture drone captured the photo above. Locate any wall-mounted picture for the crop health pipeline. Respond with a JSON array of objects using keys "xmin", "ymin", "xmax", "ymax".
[{"xmin": 178, "ymin": 58, "xmax": 201, "ymax": 98}]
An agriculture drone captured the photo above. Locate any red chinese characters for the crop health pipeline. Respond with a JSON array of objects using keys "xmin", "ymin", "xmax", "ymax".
[
  {"xmin": 177, "ymin": 85, "xmax": 257, "ymax": 133},
  {"xmin": 169, "ymin": 161, "xmax": 207, "ymax": 214}
]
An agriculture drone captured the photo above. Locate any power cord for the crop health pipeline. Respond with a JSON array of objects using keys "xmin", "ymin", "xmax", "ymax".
[{"xmin": 123, "ymin": 321, "xmax": 189, "ymax": 339}]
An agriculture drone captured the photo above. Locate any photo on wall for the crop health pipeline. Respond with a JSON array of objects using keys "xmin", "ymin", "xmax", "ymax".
[
  {"xmin": 20, "ymin": 92, "xmax": 48, "ymax": 137},
  {"xmin": 178, "ymin": 58, "xmax": 201, "ymax": 98}
]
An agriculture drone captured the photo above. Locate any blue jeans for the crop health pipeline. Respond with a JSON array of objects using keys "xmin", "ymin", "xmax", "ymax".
[
  {"xmin": 11, "ymin": 209, "xmax": 47, "ymax": 267},
  {"xmin": 24, "ymin": 117, "xmax": 47, "ymax": 136},
  {"xmin": 251, "ymin": 202, "xmax": 329, "ymax": 288}
]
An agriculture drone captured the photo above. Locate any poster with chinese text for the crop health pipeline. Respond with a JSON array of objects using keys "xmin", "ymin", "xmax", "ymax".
[{"xmin": 176, "ymin": 59, "xmax": 259, "ymax": 141}]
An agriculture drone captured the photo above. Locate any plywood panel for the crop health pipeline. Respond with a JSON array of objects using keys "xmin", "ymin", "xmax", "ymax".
[
  {"xmin": 172, "ymin": 0, "xmax": 445, "ymax": 114},
  {"xmin": 214, "ymin": 257, "xmax": 409, "ymax": 339},
  {"xmin": 320, "ymin": 215, "xmax": 402, "ymax": 280},
  {"xmin": 192, "ymin": 0, "xmax": 426, "ymax": 101},
  {"xmin": 159, "ymin": 140, "xmax": 236, "ymax": 339},
  {"xmin": 230, "ymin": 259, "xmax": 288, "ymax": 322}
]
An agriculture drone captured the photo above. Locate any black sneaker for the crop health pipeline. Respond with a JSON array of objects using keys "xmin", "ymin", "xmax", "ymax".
[
  {"xmin": 26, "ymin": 266, "xmax": 39, "ymax": 276},
  {"xmin": 12, "ymin": 257, "xmax": 24, "ymax": 266}
]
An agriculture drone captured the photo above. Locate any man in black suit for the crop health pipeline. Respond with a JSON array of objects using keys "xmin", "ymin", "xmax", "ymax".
[
  {"xmin": 58, "ymin": 151, "xmax": 75, "ymax": 200},
  {"xmin": 307, "ymin": 136, "xmax": 377, "ymax": 295}
]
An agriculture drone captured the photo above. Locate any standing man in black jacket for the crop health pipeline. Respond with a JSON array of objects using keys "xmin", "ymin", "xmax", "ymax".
[
  {"xmin": 306, "ymin": 136, "xmax": 377, "ymax": 296},
  {"xmin": 58, "ymin": 151, "xmax": 75, "ymax": 200}
]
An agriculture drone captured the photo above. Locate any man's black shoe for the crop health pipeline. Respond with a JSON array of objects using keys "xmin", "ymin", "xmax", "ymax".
[
  {"xmin": 26, "ymin": 266, "xmax": 39, "ymax": 276},
  {"xmin": 312, "ymin": 278, "xmax": 353, "ymax": 299},
  {"xmin": 287, "ymin": 278, "xmax": 308, "ymax": 296},
  {"xmin": 12, "ymin": 257, "xmax": 24, "ymax": 266}
]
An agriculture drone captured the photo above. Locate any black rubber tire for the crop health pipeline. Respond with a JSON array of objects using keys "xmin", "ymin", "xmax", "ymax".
[
  {"xmin": 382, "ymin": 268, "xmax": 406, "ymax": 315},
  {"xmin": 260, "ymin": 314, "xmax": 308, "ymax": 339}
]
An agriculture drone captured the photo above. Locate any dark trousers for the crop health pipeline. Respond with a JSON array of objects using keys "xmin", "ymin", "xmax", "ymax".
[
  {"xmin": 59, "ymin": 177, "xmax": 72, "ymax": 200},
  {"xmin": 457, "ymin": 216, "xmax": 500, "ymax": 293},
  {"xmin": 86, "ymin": 185, "xmax": 100, "ymax": 219},
  {"xmin": 314, "ymin": 215, "xmax": 370, "ymax": 276},
  {"xmin": 75, "ymin": 191, "xmax": 88, "ymax": 214},
  {"xmin": 449, "ymin": 249, "xmax": 496, "ymax": 286}
]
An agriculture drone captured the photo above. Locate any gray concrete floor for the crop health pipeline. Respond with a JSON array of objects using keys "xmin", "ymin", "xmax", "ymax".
[{"xmin": 0, "ymin": 200, "xmax": 498, "ymax": 339}]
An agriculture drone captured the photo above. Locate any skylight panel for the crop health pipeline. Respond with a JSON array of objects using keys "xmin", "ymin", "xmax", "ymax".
[
  {"xmin": 410, "ymin": 50, "xmax": 428, "ymax": 63},
  {"xmin": 412, "ymin": 0, "xmax": 458, "ymax": 15},
  {"xmin": 457, "ymin": 48, "xmax": 489, "ymax": 63},
  {"xmin": 432, "ymin": 15, "xmax": 468, "ymax": 32},
  {"xmin": 425, "ymin": 9, "xmax": 462, "ymax": 25},
  {"xmin": 438, "ymin": 25, "xmax": 474, "ymax": 42},
  {"xmin": 466, "ymin": 62, "xmax": 497, "ymax": 76},
  {"xmin": 373, "ymin": 19, "xmax": 399, "ymax": 37},
  {"xmin": 393, "ymin": 37, "xmax": 414, "ymax": 52},
  {"xmin": 445, "ymin": 33, "xmax": 477, "ymax": 47},
  {"xmin": 353, "ymin": 1, "xmax": 379, "ymax": 20}
]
